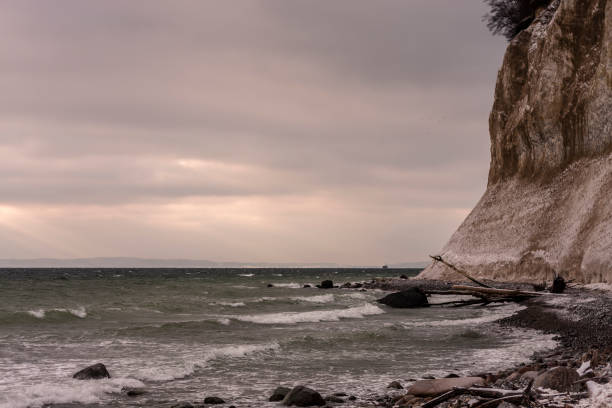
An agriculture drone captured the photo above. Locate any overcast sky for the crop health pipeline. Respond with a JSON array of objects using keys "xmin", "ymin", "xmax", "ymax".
[{"xmin": 0, "ymin": 1, "xmax": 506, "ymax": 264}]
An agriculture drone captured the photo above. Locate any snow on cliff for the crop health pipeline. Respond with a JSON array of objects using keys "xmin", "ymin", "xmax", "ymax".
[{"xmin": 420, "ymin": 0, "xmax": 612, "ymax": 283}]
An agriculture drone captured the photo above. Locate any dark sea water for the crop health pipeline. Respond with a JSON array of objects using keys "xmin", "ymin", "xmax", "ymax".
[{"xmin": 0, "ymin": 268, "xmax": 558, "ymax": 408}]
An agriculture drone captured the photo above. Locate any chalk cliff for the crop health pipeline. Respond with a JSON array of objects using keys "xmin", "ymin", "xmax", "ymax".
[{"xmin": 420, "ymin": 0, "xmax": 612, "ymax": 283}]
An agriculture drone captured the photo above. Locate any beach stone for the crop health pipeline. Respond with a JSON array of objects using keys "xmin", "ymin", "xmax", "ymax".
[
  {"xmin": 551, "ymin": 276, "xmax": 566, "ymax": 293},
  {"xmin": 125, "ymin": 387, "xmax": 146, "ymax": 396},
  {"xmin": 406, "ymin": 377, "xmax": 485, "ymax": 397},
  {"xmin": 269, "ymin": 386, "xmax": 292, "ymax": 402},
  {"xmin": 282, "ymin": 385, "xmax": 325, "ymax": 406},
  {"xmin": 520, "ymin": 371, "xmax": 539, "ymax": 381},
  {"xmin": 303, "ymin": 284, "xmax": 311, "ymax": 288},
  {"xmin": 497, "ymin": 403, "xmax": 519, "ymax": 408},
  {"xmin": 387, "ymin": 380, "xmax": 403, "ymax": 389},
  {"xmin": 534, "ymin": 366, "xmax": 580, "ymax": 392},
  {"xmin": 203, "ymin": 396, "xmax": 225, "ymax": 404},
  {"xmin": 324, "ymin": 395, "xmax": 345, "ymax": 403},
  {"xmin": 319, "ymin": 280, "xmax": 334, "ymax": 289},
  {"xmin": 377, "ymin": 287, "xmax": 428, "ymax": 308},
  {"xmin": 72, "ymin": 363, "xmax": 111, "ymax": 380}
]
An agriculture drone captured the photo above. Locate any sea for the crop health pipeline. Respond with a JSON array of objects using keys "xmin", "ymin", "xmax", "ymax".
[{"xmin": 0, "ymin": 268, "xmax": 559, "ymax": 408}]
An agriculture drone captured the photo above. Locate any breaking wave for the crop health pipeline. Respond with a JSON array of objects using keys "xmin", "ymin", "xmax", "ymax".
[
  {"xmin": 135, "ymin": 342, "xmax": 280, "ymax": 381},
  {"xmin": 233, "ymin": 303, "xmax": 384, "ymax": 325}
]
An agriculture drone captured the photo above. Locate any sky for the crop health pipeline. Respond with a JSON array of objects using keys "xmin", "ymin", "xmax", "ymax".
[{"xmin": 0, "ymin": 1, "xmax": 507, "ymax": 265}]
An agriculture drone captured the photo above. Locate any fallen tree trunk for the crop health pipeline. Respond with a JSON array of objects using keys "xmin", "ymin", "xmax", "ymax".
[
  {"xmin": 452, "ymin": 285, "xmax": 542, "ymax": 297},
  {"xmin": 429, "ymin": 255, "xmax": 493, "ymax": 288}
]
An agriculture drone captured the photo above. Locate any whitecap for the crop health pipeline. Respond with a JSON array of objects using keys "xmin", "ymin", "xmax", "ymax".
[
  {"xmin": 0, "ymin": 377, "xmax": 144, "ymax": 408},
  {"xmin": 233, "ymin": 303, "xmax": 385, "ymax": 325},
  {"xmin": 270, "ymin": 283, "xmax": 302, "ymax": 289},
  {"xmin": 399, "ymin": 304, "xmax": 525, "ymax": 328},
  {"xmin": 210, "ymin": 302, "xmax": 246, "ymax": 308},
  {"xmin": 26, "ymin": 310, "xmax": 46, "ymax": 319},
  {"xmin": 238, "ymin": 273, "xmax": 254, "ymax": 277},
  {"xmin": 135, "ymin": 342, "xmax": 280, "ymax": 381},
  {"xmin": 290, "ymin": 294, "xmax": 335, "ymax": 304}
]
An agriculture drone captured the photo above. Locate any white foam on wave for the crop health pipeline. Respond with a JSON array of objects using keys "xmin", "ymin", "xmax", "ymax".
[
  {"xmin": 0, "ymin": 377, "xmax": 144, "ymax": 408},
  {"xmin": 135, "ymin": 342, "xmax": 280, "ymax": 381},
  {"xmin": 211, "ymin": 301, "xmax": 246, "ymax": 307},
  {"xmin": 271, "ymin": 282, "xmax": 302, "ymax": 288},
  {"xmin": 238, "ymin": 273, "xmax": 254, "ymax": 277},
  {"xmin": 290, "ymin": 294, "xmax": 335, "ymax": 304},
  {"xmin": 25, "ymin": 306, "xmax": 87, "ymax": 319},
  {"xmin": 469, "ymin": 328, "xmax": 558, "ymax": 372},
  {"xmin": 398, "ymin": 304, "xmax": 525, "ymax": 328},
  {"xmin": 234, "ymin": 303, "xmax": 385, "ymax": 325}
]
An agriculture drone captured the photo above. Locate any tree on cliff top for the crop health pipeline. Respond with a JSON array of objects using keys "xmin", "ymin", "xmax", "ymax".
[{"xmin": 483, "ymin": 0, "xmax": 551, "ymax": 41}]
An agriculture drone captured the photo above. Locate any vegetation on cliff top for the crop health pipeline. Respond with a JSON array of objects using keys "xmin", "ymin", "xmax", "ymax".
[{"xmin": 484, "ymin": 0, "xmax": 552, "ymax": 40}]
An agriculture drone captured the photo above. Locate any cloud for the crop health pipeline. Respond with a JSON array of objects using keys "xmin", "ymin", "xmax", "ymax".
[{"xmin": 0, "ymin": 1, "xmax": 506, "ymax": 262}]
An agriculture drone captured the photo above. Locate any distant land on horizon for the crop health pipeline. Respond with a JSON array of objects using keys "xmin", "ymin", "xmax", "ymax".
[{"xmin": 0, "ymin": 257, "xmax": 429, "ymax": 269}]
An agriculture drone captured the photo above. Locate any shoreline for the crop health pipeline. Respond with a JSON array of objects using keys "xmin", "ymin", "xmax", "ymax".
[{"xmin": 364, "ymin": 278, "xmax": 612, "ymax": 408}]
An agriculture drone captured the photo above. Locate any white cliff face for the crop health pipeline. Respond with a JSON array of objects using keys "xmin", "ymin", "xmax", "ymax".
[{"xmin": 420, "ymin": 0, "xmax": 612, "ymax": 283}]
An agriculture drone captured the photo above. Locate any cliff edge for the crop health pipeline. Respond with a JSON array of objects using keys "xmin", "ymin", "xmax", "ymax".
[{"xmin": 420, "ymin": 0, "xmax": 612, "ymax": 283}]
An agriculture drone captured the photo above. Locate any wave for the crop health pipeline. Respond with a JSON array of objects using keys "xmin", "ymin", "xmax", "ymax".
[
  {"xmin": 25, "ymin": 307, "xmax": 88, "ymax": 319},
  {"xmin": 270, "ymin": 282, "xmax": 303, "ymax": 288},
  {"xmin": 238, "ymin": 273, "xmax": 254, "ymax": 277},
  {"xmin": 210, "ymin": 301, "xmax": 246, "ymax": 307},
  {"xmin": 233, "ymin": 303, "xmax": 384, "ymax": 325},
  {"xmin": 290, "ymin": 294, "xmax": 335, "ymax": 304},
  {"xmin": 0, "ymin": 377, "xmax": 144, "ymax": 408},
  {"xmin": 135, "ymin": 342, "xmax": 280, "ymax": 381},
  {"xmin": 396, "ymin": 304, "xmax": 525, "ymax": 328}
]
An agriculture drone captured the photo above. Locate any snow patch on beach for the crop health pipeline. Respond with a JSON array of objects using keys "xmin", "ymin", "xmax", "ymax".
[
  {"xmin": 577, "ymin": 381, "xmax": 612, "ymax": 408},
  {"xmin": 234, "ymin": 303, "xmax": 384, "ymax": 325}
]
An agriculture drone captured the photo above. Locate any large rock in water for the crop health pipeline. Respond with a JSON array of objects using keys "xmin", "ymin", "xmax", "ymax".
[
  {"xmin": 420, "ymin": 0, "xmax": 612, "ymax": 284},
  {"xmin": 377, "ymin": 287, "xmax": 428, "ymax": 308},
  {"xmin": 282, "ymin": 386, "xmax": 325, "ymax": 406},
  {"xmin": 72, "ymin": 363, "xmax": 111, "ymax": 380}
]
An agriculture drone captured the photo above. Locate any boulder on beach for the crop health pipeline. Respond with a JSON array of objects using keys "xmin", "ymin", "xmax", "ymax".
[
  {"xmin": 319, "ymin": 280, "xmax": 334, "ymax": 289},
  {"xmin": 324, "ymin": 395, "xmax": 345, "ymax": 403},
  {"xmin": 377, "ymin": 287, "xmax": 428, "ymax": 308},
  {"xmin": 269, "ymin": 386, "xmax": 292, "ymax": 402},
  {"xmin": 406, "ymin": 377, "xmax": 485, "ymax": 397},
  {"xmin": 72, "ymin": 363, "xmax": 111, "ymax": 380},
  {"xmin": 534, "ymin": 366, "xmax": 580, "ymax": 392},
  {"xmin": 387, "ymin": 380, "xmax": 403, "ymax": 389},
  {"xmin": 282, "ymin": 385, "xmax": 325, "ymax": 406},
  {"xmin": 203, "ymin": 396, "xmax": 225, "ymax": 404}
]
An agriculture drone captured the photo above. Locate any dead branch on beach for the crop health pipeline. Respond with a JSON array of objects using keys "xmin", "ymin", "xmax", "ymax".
[
  {"xmin": 424, "ymin": 256, "xmax": 563, "ymax": 307},
  {"xmin": 429, "ymin": 255, "xmax": 493, "ymax": 288}
]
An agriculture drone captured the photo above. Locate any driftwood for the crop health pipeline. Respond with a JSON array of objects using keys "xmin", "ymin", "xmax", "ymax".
[
  {"xmin": 451, "ymin": 285, "xmax": 542, "ymax": 297},
  {"xmin": 419, "ymin": 380, "xmax": 590, "ymax": 408},
  {"xmin": 430, "ymin": 255, "xmax": 492, "ymax": 288},
  {"xmin": 420, "ymin": 386, "xmax": 526, "ymax": 408}
]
